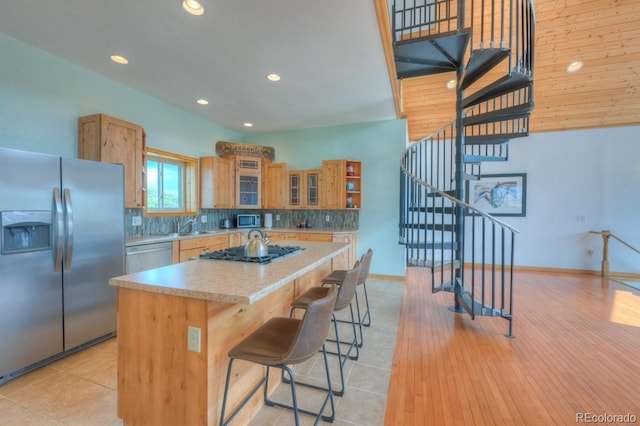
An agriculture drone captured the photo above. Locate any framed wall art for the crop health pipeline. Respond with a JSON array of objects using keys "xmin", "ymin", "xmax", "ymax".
[{"xmin": 466, "ymin": 173, "xmax": 527, "ymax": 216}]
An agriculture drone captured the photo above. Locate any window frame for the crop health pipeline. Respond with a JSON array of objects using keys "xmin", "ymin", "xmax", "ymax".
[{"xmin": 145, "ymin": 148, "xmax": 198, "ymax": 216}]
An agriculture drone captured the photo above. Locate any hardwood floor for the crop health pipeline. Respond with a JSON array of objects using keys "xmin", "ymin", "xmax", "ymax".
[{"xmin": 385, "ymin": 268, "xmax": 640, "ymax": 425}]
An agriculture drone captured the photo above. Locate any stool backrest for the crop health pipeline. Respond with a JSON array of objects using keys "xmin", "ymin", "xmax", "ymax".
[
  {"xmin": 285, "ymin": 284, "xmax": 338, "ymax": 364},
  {"xmin": 334, "ymin": 262, "xmax": 360, "ymax": 312},
  {"xmin": 357, "ymin": 249, "xmax": 373, "ymax": 286}
]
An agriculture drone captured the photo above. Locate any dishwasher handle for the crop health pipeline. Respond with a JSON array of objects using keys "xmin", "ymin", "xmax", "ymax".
[{"xmin": 126, "ymin": 245, "xmax": 172, "ymax": 255}]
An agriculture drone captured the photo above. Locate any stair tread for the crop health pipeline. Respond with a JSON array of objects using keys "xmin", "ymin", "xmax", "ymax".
[
  {"xmin": 407, "ymin": 259, "xmax": 460, "ymax": 270},
  {"xmin": 394, "ymin": 30, "xmax": 470, "ymax": 79},
  {"xmin": 463, "ymin": 154, "xmax": 508, "ymax": 163},
  {"xmin": 462, "ymin": 72, "xmax": 532, "ymax": 109},
  {"xmin": 463, "ymin": 104, "xmax": 534, "ymax": 126},
  {"xmin": 461, "ymin": 48, "xmax": 511, "ymax": 90},
  {"xmin": 465, "ymin": 132, "xmax": 527, "ymax": 145},
  {"xmin": 405, "ymin": 241, "xmax": 457, "ymax": 249}
]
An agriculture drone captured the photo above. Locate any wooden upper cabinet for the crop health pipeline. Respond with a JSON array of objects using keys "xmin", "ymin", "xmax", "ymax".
[
  {"xmin": 263, "ymin": 163, "xmax": 288, "ymax": 209},
  {"xmin": 321, "ymin": 160, "xmax": 346, "ymax": 210},
  {"xmin": 234, "ymin": 156, "xmax": 262, "ymax": 209},
  {"xmin": 78, "ymin": 114, "xmax": 145, "ymax": 208},
  {"xmin": 200, "ymin": 156, "xmax": 234, "ymax": 209},
  {"xmin": 321, "ymin": 160, "xmax": 361, "ymax": 210},
  {"xmin": 288, "ymin": 169, "xmax": 321, "ymax": 209}
]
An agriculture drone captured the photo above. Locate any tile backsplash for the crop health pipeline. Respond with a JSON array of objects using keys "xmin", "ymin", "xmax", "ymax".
[{"xmin": 125, "ymin": 209, "xmax": 359, "ymax": 238}]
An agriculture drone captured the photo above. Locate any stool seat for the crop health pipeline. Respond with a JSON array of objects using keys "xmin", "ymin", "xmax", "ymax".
[
  {"xmin": 219, "ymin": 285, "xmax": 339, "ymax": 426},
  {"xmin": 321, "ymin": 269, "xmax": 347, "ymax": 285},
  {"xmin": 288, "ymin": 264, "xmax": 360, "ymax": 396},
  {"xmin": 228, "ymin": 317, "xmax": 300, "ymax": 365},
  {"xmin": 321, "ymin": 249, "xmax": 373, "ymax": 347},
  {"xmin": 291, "ymin": 287, "xmax": 332, "ymax": 310}
]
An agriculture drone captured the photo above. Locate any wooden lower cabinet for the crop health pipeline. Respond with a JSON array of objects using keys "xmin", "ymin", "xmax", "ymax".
[
  {"xmin": 178, "ymin": 235, "xmax": 228, "ymax": 262},
  {"xmin": 228, "ymin": 231, "xmax": 249, "ymax": 247},
  {"xmin": 333, "ymin": 233, "xmax": 357, "ymax": 268},
  {"xmin": 299, "ymin": 233, "xmax": 333, "ymax": 242}
]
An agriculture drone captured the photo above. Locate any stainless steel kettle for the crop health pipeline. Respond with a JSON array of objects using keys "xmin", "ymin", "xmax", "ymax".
[{"xmin": 244, "ymin": 228, "xmax": 269, "ymax": 257}]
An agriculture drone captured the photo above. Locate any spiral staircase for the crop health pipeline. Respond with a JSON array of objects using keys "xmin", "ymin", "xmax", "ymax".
[{"xmin": 395, "ymin": 0, "xmax": 536, "ymax": 337}]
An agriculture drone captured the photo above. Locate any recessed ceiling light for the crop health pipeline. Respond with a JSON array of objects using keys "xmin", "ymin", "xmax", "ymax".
[
  {"xmin": 110, "ymin": 55, "xmax": 129, "ymax": 65},
  {"xmin": 266, "ymin": 73, "xmax": 281, "ymax": 82},
  {"xmin": 566, "ymin": 60, "xmax": 584, "ymax": 73},
  {"xmin": 243, "ymin": 122, "xmax": 254, "ymax": 128},
  {"xmin": 196, "ymin": 99, "xmax": 209, "ymax": 105},
  {"xmin": 182, "ymin": 0, "xmax": 204, "ymax": 16},
  {"xmin": 445, "ymin": 79, "xmax": 456, "ymax": 90}
]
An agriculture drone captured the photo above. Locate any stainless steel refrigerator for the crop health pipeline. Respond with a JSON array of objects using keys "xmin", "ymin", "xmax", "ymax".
[{"xmin": 0, "ymin": 147, "xmax": 124, "ymax": 383}]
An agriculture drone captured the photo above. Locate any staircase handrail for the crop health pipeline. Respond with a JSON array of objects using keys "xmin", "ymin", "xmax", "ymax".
[
  {"xmin": 401, "ymin": 122, "xmax": 520, "ymax": 234},
  {"xmin": 589, "ymin": 230, "xmax": 640, "ymax": 255},
  {"xmin": 588, "ymin": 230, "xmax": 639, "ymax": 277}
]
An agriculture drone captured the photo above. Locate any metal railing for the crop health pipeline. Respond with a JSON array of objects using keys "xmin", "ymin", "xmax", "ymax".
[
  {"xmin": 395, "ymin": 0, "xmax": 535, "ymax": 337},
  {"xmin": 400, "ymin": 120, "xmax": 519, "ymax": 337}
]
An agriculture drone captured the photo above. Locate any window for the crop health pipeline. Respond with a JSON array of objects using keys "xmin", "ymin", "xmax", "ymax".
[{"xmin": 145, "ymin": 148, "xmax": 198, "ymax": 215}]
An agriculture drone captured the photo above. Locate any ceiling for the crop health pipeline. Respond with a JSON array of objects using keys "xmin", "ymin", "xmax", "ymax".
[
  {"xmin": 0, "ymin": 0, "xmax": 397, "ymax": 135},
  {"xmin": 399, "ymin": 0, "xmax": 640, "ymax": 141},
  {"xmin": 2, "ymin": 1, "xmax": 638, "ymax": 141}
]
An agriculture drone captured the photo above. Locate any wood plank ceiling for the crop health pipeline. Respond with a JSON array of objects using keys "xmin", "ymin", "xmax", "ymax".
[{"xmin": 397, "ymin": 0, "xmax": 640, "ymax": 141}]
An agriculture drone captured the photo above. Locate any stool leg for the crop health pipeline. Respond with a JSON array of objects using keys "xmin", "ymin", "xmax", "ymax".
[
  {"xmin": 219, "ymin": 358, "xmax": 234, "ymax": 426},
  {"xmin": 361, "ymin": 282, "xmax": 371, "ymax": 327},
  {"xmin": 220, "ymin": 359, "xmax": 268, "ymax": 426},
  {"xmin": 264, "ymin": 359, "xmax": 335, "ymax": 423}
]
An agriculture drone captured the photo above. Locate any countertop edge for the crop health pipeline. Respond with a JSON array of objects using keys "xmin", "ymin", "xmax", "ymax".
[
  {"xmin": 126, "ymin": 228, "xmax": 358, "ymax": 246},
  {"xmin": 110, "ymin": 242, "xmax": 350, "ymax": 304}
]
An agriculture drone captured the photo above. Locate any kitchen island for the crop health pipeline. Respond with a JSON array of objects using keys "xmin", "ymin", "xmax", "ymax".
[{"xmin": 109, "ymin": 240, "xmax": 350, "ymax": 426}]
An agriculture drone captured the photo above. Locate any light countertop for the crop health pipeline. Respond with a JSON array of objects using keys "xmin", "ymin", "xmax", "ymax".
[
  {"xmin": 110, "ymin": 240, "xmax": 349, "ymax": 304},
  {"xmin": 126, "ymin": 227, "xmax": 357, "ymax": 247}
]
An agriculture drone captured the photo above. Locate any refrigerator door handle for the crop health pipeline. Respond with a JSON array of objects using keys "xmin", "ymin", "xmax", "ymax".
[
  {"xmin": 63, "ymin": 188, "xmax": 74, "ymax": 270},
  {"xmin": 54, "ymin": 188, "xmax": 64, "ymax": 272}
]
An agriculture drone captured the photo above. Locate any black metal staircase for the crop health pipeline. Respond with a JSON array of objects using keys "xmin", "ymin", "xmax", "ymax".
[{"xmin": 396, "ymin": 0, "xmax": 536, "ymax": 337}]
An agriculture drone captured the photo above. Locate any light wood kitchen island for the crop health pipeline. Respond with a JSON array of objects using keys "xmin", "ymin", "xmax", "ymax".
[{"xmin": 109, "ymin": 241, "xmax": 350, "ymax": 426}]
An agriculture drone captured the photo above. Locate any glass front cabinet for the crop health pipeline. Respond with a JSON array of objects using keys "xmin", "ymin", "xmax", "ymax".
[
  {"xmin": 287, "ymin": 169, "xmax": 320, "ymax": 209},
  {"xmin": 235, "ymin": 156, "xmax": 262, "ymax": 208}
]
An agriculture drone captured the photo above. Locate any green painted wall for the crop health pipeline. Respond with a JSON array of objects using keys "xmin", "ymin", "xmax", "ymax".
[
  {"xmin": 0, "ymin": 33, "xmax": 243, "ymax": 158},
  {"xmin": 246, "ymin": 120, "xmax": 408, "ymax": 276}
]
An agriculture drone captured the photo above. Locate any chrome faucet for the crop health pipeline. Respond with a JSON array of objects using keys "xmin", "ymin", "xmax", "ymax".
[{"xmin": 180, "ymin": 218, "xmax": 196, "ymax": 233}]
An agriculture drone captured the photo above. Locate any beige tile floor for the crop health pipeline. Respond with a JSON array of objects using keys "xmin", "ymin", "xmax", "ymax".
[{"xmin": 0, "ymin": 278, "xmax": 403, "ymax": 426}]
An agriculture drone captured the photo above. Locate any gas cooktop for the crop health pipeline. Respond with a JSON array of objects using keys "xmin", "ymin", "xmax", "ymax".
[{"xmin": 200, "ymin": 245, "xmax": 304, "ymax": 264}]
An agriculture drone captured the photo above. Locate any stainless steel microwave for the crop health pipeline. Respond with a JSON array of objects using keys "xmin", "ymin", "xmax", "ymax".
[{"xmin": 236, "ymin": 214, "xmax": 261, "ymax": 228}]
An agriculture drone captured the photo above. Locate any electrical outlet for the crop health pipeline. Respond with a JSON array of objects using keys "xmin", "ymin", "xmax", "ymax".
[
  {"xmin": 187, "ymin": 326, "xmax": 201, "ymax": 353},
  {"xmin": 132, "ymin": 216, "xmax": 142, "ymax": 226},
  {"xmin": 201, "ymin": 215, "xmax": 207, "ymax": 223},
  {"xmin": 276, "ymin": 214, "xmax": 280, "ymax": 221},
  {"xmin": 325, "ymin": 215, "xmax": 331, "ymax": 222}
]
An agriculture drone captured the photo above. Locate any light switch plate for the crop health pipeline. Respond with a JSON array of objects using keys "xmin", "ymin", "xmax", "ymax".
[{"xmin": 188, "ymin": 326, "xmax": 201, "ymax": 353}]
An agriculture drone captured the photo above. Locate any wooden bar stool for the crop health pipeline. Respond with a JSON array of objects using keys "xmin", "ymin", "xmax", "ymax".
[
  {"xmin": 288, "ymin": 263, "xmax": 360, "ymax": 397},
  {"xmin": 322, "ymin": 249, "xmax": 373, "ymax": 348},
  {"xmin": 219, "ymin": 285, "xmax": 338, "ymax": 426}
]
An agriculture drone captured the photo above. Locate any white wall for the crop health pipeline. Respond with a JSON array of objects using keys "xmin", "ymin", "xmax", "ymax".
[{"xmin": 479, "ymin": 126, "xmax": 640, "ymax": 273}]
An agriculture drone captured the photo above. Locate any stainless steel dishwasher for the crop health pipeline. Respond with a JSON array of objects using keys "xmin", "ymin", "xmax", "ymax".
[{"xmin": 125, "ymin": 241, "xmax": 173, "ymax": 274}]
